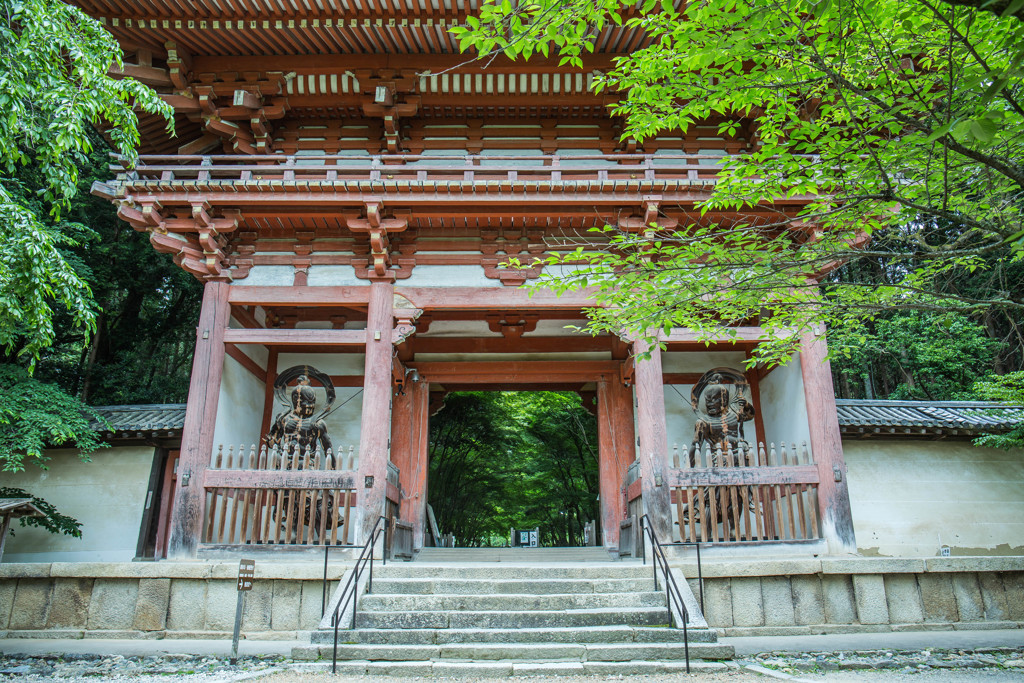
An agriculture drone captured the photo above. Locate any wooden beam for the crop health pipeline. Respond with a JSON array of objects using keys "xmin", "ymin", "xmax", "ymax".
[
  {"xmin": 168, "ymin": 281, "xmax": 230, "ymax": 559},
  {"xmin": 669, "ymin": 465, "xmax": 820, "ymax": 487},
  {"xmin": 225, "ymin": 343, "xmax": 267, "ymax": 382},
  {"xmin": 110, "ymin": 62, "xmax": 172, "ymax": 87},
  {"xmin": 801, "ymin": 332, "xmax": 857, "ymax": 554},
  {"xmin": 191, "ymin": 53, "xmax": 620, "ymax": 75},
  {"xmin": 229, "ymin": 286, "xmax": 371, "ymax": 307},
  {"xmin": 662, "ymin": 327, "xmax": 785, "ymax": 343},
  {"xmin": 411, "ymin": 336, "xmax": 611, "ymax": 354},
  {"xmin": 437, "ymin": 382, "xmax": 588, "ymax": 392},
  {"xmin": 356, "ymin": 281, "xmax": 395, "ymax": 544},
  {"xmin": 397, "ymin": 286, "xmax": 598, "ymax": 311},
  {"xmin": 662, "ymin": 373, "xmax": 705, "ymax": 385},
  {"xmin": 204, "ymin": 469, "xmax": 357, "ymax": 489},
  {"xmin": 223, "ymin": 328, "xmax": 366, "ymax": 346},
  {"xmin": 230, "ymin": 305, "xmax": 263, "ymax": 329},
  {"xmin": 410, "ymin": 361, "xmax": 620, "ymax": 384},
  {"xmin": 633, "ymin": 339, "xmax": 672, "ymax": 541}
]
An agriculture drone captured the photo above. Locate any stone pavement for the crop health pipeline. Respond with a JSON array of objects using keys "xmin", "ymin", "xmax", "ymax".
[{"xmin": 0, "ymin": 630, "xmax": 1021, "ymax": 679}]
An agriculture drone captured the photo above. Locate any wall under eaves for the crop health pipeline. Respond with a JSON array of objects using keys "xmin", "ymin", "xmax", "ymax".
[
  {"xmin": 1, "ymin": 446, "xmax": 156, "ymax": 563},
  {"xmin": 843, "ymin": 439, "xmax": 1024, "ymax": 557}
]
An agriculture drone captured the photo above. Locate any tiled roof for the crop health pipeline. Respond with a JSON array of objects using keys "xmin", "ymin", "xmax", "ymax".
[
  {"xmin": 91, "ymin": 404, "xmax": 187, "ymax": 438},
  {"xmin": 835, "ymin": 399, "xmax": 1023, "ymax": 438}
]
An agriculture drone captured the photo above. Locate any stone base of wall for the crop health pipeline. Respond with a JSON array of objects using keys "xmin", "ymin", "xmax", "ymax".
[
  {"xmin": 1, "ymin": 557, "xmax": 1021, "ymax": 640},
  {"xmin": 0, "ymin": 563, "xmax": 343, "ymax": 640},
  {"xmin": 678, "ymin": 556, "xmax": 1024, "ymax": 636}
]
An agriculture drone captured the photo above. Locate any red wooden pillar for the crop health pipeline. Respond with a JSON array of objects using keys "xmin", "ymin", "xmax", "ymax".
[
  {"xmin": 633, "ymin": 339, "xmax": 673, "ymax": 542},
  {"xmin": 597, "ymin": 378, "xmax": 635, "ymax": 549},
  {"xmin": 168, "ymin": 281, "xmax": 231, "ymax": 559},
  {"xmin": 356, "ymin": 281, "xmax": 395, "ymax": 544},
  {"xmin": 391, "ymin": 379, "xmax": 429, "ymax": 549},
  {"xmin": 800, "ymin": 330, "xmax": 857, "ymax": 554}
]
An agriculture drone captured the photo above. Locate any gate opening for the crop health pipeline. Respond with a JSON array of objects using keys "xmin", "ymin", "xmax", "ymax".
[{"xmin": 425, "ymin": 391, "xmax": 599, "ymax": 548}]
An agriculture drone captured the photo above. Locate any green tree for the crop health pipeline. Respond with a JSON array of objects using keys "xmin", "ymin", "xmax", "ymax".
[
  {"xmin": 456, "ymin": 0, "xmax": 1024, "ymax": 367},
  {"xmin": 0, "ymin": 0, "xmax": 171, "ymax": 535},
  {"xmin": 972, "ymin": 372, "xmax": 1024, "ymax": 448},
  {"xmin": 1, "ymin": 0, "xmax": 171, "ymax": 360}
]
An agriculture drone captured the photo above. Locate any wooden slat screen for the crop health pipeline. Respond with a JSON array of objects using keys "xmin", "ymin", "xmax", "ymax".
[
  {"xmin": 670, "ymin": 441, "xmax": 822, "ymax": 544},
  {"xmin": 202, "ymin": 443, "xmax": 358, "ymax": 546}
]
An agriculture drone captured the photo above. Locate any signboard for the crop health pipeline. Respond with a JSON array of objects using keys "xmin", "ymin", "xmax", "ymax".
[
  {"xmin": 237, "ymin": 559, "xmax": 255, "ymax": 591},
  {"xmin": 515, "ymin": 530, "xmax": 538, "ymax": 547}
]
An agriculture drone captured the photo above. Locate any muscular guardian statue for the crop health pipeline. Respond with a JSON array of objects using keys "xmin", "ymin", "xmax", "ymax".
[
  {"xmin": 266, "ymin": 365, "xmax": 336, "ymax": 461},
  {"xmin": 690, "ymin": 368, "xmax": 756, "ymax": 466}
]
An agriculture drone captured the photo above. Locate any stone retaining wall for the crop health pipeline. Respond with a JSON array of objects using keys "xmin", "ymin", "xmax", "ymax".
[
  {"xmin": 0, "ymin": 563, "xmax": 345, "ymax": 640},
  {"xmin": 678, "ymin": 556, "xmax": 1024, "ymax": 636},
  {"xmin": 1, "ymin": 557, "xmax": 1021, "ymax": 639}
]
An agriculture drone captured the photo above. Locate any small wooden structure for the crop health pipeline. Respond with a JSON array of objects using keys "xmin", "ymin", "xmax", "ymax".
[{"xmin": 0, "ymin": 499, "xmax": 44, "ymax": 562}]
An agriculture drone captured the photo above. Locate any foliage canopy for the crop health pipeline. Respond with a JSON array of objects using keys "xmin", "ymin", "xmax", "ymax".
[
  {"xmin": 456, "ymin": 0, "xmax": 1024, "ymax": 366},
  {"xmin": 0, "ymin": 0, "xmax": 171, "ymax": 360}
]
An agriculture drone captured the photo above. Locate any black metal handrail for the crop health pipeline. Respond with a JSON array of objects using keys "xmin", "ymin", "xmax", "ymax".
[
  {"xmin": 329, "ymin": 515, "xmax": 387, "ymax": 674},
  {"xmin": 641, "ymin": 539, "xmax": 704, "ymax": 615},
  {"xmin": 638, "ymin": 514, "xmax": 690, "ymax": 674}
]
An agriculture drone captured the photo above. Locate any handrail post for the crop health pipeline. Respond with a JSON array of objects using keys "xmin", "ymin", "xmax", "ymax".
[{"xmin": 322, "ymin": 545, "xmax": 329, "ymax": 618}]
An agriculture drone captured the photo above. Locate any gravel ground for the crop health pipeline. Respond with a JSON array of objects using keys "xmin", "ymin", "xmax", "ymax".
[{"xmin": 0, "ymin": 647, "xmax": 1022, "ymax": 682}]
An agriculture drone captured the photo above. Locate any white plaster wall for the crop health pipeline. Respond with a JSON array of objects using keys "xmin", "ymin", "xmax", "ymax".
[
  {"xmin": 275, "ymin": 353, "xmax": 364, "ymax": 451},
  {"xmin": 402, "ymin": 265, "xmax": 494, "ymax": 287},
  {"xmin": 662, "ymin": 351, "xmax": 747, "ymax": 374},
  {"xmin": 421, "ymin": 320, "xmax": 499, "ymax": 337},
  {"xmin": 234, "ymin": 265, "xmax": 294, "ymax": 286},
  {"xmin": 2, "ymin": 446, "xmax": 155, "ymax": 562},
  {"xmin": 758, "ymin": 354, "xmax": 812, "ymax": 448},
  {"xmin": 211, "ymin": 354, "xmax": 266, "ymax": 450},
  {"xmin": 662, "ymin": 352, "xmax": 749, "ymax": 456},
  {"xmin": 307, "ymin": 264, "xmax": 363, "ymax": 286},
  {"xmin": 844, "ymin": 439, "xmax": 1024, "ymax": 556}
]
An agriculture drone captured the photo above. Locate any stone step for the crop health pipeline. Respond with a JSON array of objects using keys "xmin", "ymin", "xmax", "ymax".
[
  {"xmin": 290, "ymin": 660, "xmax": 733, "ymax": 676},
  {"xmin": 310, "ymin": 625, "xmax": 719, "ymax": 645},
  {"xmin": 359, "ymin": 591, "xmax": 667, "ymax": 612},
  {"xmin": 414, "ymin": 547, "xmax": 615, "ymax": 563},
  {"xmin": 375, "ymin": 565, "xmax": 651, "ymax": 580},
  {"xmin": 369, "ymin": 577, "xmax": 655, "ymax": 595},
  {"xmin": 293, "ymin": 641, "xmax": 734, "ymax": 663},
  {"xmin": 352, "ymin": 606, "xmax": 671, "ymax": 629}
]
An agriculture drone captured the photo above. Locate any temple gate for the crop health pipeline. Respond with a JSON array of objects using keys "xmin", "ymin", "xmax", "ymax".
[{"xmin": 78, "ymin": 0, "xmax": 857, "ymax": 558}]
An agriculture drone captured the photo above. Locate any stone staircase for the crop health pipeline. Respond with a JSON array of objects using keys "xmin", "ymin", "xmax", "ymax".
[{"xmin": 293, "ymin": 555, "xmax": 734, "ymax": 675}]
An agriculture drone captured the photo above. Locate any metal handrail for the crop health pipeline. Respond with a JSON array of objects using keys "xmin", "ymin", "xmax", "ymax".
[
  {"xmin": 642, "ymin": 539, "xmax": 704, "ymax": 615},
  {"xmin": 638, "ymin": 514, "xmax": 690, "ymax": 674},
  {"xmin": 330, "ymin": 515, "xmax": 387, "ymax": 674}
]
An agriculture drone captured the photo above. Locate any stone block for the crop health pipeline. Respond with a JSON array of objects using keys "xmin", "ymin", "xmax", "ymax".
[
  {"xmin": 951, "ymin": 573, "xmax": 985, "ymax": 622},
  {"xmin": 299, "ymin": 580, "xmax": 325, "ymax": 630},
  {"xmin": 241, "ymin": 578, "xmax": 273, "ymax": 631},
  {"xmin": 166, "ymin": 579, "xmax": 207, "ymax": 631},
  {"xmin": 791, "ymin": 575, "xmax": 825, "ymax": 625},
  {"xmin": 46, "ymin": 578, "xmax": 93, "ymax": 629},
  {"xmin": 999, "ymin": 572, "xmax": 1024, "ymax": 621},
  {"xmin": 761, "ymin": 577, "xmax": 795, "ymax": 627},
  {"xmin": 884, "ymin": 575, "xmax": 923, "ymax": 624},
  {"xmin": 702, "ymin": 579, "xmax": 733, "ymax": 628},
  {"xmin": 821, "ymin": 558, "xmax": 925, "ymax": 574},
  {"xmin": 204, "ymin": 580, "xmax": 238, "ymax": 632},
  {"xmin": 0, "ymin": 564, "xmax": 50, "ymax": 579},
  {"xmin": 86, "ymin": 579, "xmax": 138, "ymax": 630},
  {"xmin": 852, "ymin": 574, "xmax": 889, "ymax": 625},
  {"xmin": 821, "ymin": 575, "xmax": 856, "ymax": 624},
  {"xmin": 9, "ymin": 579, "xmax": 52, "ymax": 629},
  {"xmin": 924, "ymin": 557, "xmax": 1023, "ymax": 573},
  {"xmin": 0, "ymin": 580, "xmax": 17, "ymax": 628},
  {"xmin": 918, "ymin": 573, "xmax": 959, "ymax": 623},
  {"xmin": 730, "ymin": 577, "xmax": 764, "ymax": 627},
  {"xmin": 271, "ymin": 580, "xmax": 301, "ymax": 631},
  {"xmin": 978, "ymin": 573, "xmax": 1008, "ymax": 621},
  {"xmin": 133, "ymin": 578, "xmax": 171, "ymax": 631}
]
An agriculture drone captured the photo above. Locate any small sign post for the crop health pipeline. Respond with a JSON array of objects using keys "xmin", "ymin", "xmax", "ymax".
[{"xmin": 231, "ymin": 559, "xmax": 255, "ymax": 664}]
